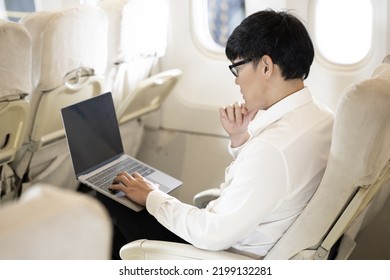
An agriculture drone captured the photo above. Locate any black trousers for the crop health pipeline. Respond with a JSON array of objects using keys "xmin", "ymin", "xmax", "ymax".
[{"xmin": 96, "ymin": 192, "xmax": 188, "ymax": 259}]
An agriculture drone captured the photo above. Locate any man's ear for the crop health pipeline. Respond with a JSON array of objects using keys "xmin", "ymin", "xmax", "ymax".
[{"xmin": 262, "ymin": 55, "xmax": 274, "ymax": 75}]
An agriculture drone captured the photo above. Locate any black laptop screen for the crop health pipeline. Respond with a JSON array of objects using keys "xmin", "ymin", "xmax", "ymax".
[{"xmin": 61, "ymin": 92, "xmax": 124, "ymax": 176}]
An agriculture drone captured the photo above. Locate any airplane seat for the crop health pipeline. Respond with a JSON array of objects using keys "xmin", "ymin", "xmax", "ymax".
[
  {"xmin": 100, "ymin": 0, "xmax": 174, "ymax": 157},
  {"xmin": 119, "ymin": 57, "xmax": 390, "ymax": 260},
  {"xmin": 0, "ymin": 20, "xmax": 32, "ymax": 204},
  {"xmin": 0, "ymin": 182, "xmax": 112, "ymax": 259},
  {"xmin": 100, "ymin": 0, "xmax": 163, "ymax": 107},
  {"xmin": 263, "ymin": 56, "xmax": 390, "ymax": 260},
  {"xmin": 16, "ymin": 5, "xmax": 108, "ymax": 191},
  {"xmin": 114, "ymin": 67, "xmax": 182, "ymax": 157}
]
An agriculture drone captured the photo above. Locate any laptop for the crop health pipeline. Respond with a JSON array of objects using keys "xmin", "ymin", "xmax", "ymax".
[{"xmin": 61, "ymin": 92, "xmax": 182, "ymax": 212}]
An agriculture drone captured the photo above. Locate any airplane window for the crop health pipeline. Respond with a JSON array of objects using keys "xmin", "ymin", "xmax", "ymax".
[
  {"xmin": 3, "ymin": 0, "xmax": 35, "ymax": 22},
  {"xmin": 314, "ymin": 0, "xmax": 373, "ymax": 65},
  {"xmin": 191, "ymin": 0, "xmax": 245, "ymax": 56},
  {"xmin": 207, "ymin": 0, "xmax": 245, "ymax": 47}
]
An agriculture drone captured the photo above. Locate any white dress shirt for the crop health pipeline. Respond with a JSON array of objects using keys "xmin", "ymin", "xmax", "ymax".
[{"xmin": 146, "ymin": 87, "xmax": 334, "ymax": 257}]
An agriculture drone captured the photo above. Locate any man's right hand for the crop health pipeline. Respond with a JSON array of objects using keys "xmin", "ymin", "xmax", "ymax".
[{"xmin": 219, "ymin": 102, "xmax": 257, "ymax": 148}]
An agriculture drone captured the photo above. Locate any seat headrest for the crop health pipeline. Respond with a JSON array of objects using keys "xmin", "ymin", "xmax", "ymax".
[
  {"xmin": 20, "ymin": 6, "xmax": 108, "ymax": 91},
  {"xmin": 0, "ymin": 20, "xmax": 32, "ymax": 100}
]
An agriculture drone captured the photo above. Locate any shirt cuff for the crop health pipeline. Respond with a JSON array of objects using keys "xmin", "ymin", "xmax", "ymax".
[
  {"xmin": 146, "ymin": 189, "xmax": 171, "ymax": 216},
  {"xmin": 228, "ymin": 141, "xmax": 248, "ymax": 158},
  {"xmin": 228, "ymin": 132, "xmax": 252, "ymax": 158}
]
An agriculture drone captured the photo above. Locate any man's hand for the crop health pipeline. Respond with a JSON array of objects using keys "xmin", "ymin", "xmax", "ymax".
[
  {"xmin": 219, "ymin": 102, "xmax": 257, "ymax": 147},
  {"xmin": 109, "ymin": 172, "xmax": 158, "ymax": 206}
]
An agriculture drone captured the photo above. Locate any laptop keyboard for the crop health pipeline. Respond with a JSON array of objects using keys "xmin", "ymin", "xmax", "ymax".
[{"xmin": 86, "ymin": 157, "xmax": 155, "ymax": 191}]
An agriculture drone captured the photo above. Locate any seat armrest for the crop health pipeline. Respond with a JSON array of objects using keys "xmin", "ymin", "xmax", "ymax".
[
  {"xmin": 120, "ymin": 239, "xmax": 253, "ymax": 260},
  {"xmin": 193, "ymin": 188, "xmax": 221, "ymax": 208}
]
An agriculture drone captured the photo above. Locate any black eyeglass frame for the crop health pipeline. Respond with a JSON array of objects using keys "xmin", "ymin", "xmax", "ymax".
[{"xmin": 228, "ymin": 58, "xmax": 253, "ymax": 77}]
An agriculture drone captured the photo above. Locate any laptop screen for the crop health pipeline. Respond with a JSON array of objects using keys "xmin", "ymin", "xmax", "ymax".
[{"xmin": 61, "ymin": 92, "xmax": 124, "ymax": 177}]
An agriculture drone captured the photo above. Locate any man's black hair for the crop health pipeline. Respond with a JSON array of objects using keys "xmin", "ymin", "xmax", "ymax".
[{"xmin": 225, "ymin": 9, "xmax": 314, "ymax": 80}]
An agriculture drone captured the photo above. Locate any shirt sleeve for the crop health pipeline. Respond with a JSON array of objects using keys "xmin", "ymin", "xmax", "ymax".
[
  {"xmin": 146, "ymin": 141, "xmax": 289, "ymax": 251},
  {"xmin": 228, "ymin": 131, "xmax": 253, "ymax": 159}
]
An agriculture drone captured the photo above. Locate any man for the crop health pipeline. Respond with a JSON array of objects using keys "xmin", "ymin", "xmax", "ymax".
[{"xmin": 107, "ymin": 9, "xmax": 333, "ymax": 258}]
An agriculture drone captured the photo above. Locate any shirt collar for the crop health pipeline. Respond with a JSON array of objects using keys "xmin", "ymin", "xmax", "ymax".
[{"xmin": 248, "ymin": 87, "xmax": 313, "ymax": 137}]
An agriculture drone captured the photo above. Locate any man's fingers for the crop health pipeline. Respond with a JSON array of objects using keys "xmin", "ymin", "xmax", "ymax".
[
  {"xmin": 109, "ymin": 182, "xmax": 126, "ymax": 192},
  {"xmin": 225, "ymin": 104, "xmax": 235, "ymax": 122},
  {"xmin": 131, "ymin": 172, "xmax": 142, "ymax": 179},
  {"xmin": 234, "ymin": 102, "xmax": 243, "ymax": 124},
  {"xmin": 219, "ymin": 107, "xmax": 228, "ymax": 119}
]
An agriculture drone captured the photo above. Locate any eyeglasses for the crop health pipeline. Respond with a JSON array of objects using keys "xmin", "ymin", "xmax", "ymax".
[{"xmin": 228, "ymin": 58, "xmax": 253, "ymax": 77}]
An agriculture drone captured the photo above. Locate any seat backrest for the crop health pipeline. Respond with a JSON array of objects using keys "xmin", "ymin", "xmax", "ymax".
[
  {"xmin": 0, "ymin": 183, "xmax": 112, "ymax": 259},
  {"xmin": 265, "ymin": 57, "xmax": 390, "ymax": 260},
  {"xmin": 100, "ymin": 0, "xmax": 169, "ymax": 107},
  {"xmin": 20, "ymin": 5, "xmax": 108, "ymax": 148},
  {"xmin": 116, "ymin": 69, "xmax": 182, "ymax": 124},
  {"xmin": 0, "ymin": 20, "xmax": 31, "ymax": 165}
]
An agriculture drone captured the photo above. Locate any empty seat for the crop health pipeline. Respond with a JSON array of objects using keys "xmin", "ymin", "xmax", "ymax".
[
  {"xmin": 100, "ymin": 0, "xmax": 168, "ymax": 106},
  {"xmin": 16, "ymin": 5, "xmax": 108, "ymax": 190},
  {"xmin": 0, "ymin": 20, "xmax": 31, "ymax": 203},
  {"xmin": 100, "ymin": 0, "xmax": 174, "ymax": 157}
]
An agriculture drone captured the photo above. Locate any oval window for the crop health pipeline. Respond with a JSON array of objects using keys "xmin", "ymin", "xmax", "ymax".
[
  {"xmin": 207, "ymin": 0, "xmax": 245, "ymax": 47},
  {"xmin": 191, "ymin": 0, "xmax": 245, "ymax": 57},
  {"xmin": 314, "ymin": 0, "xmax": 373, "ymax": 65}
]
